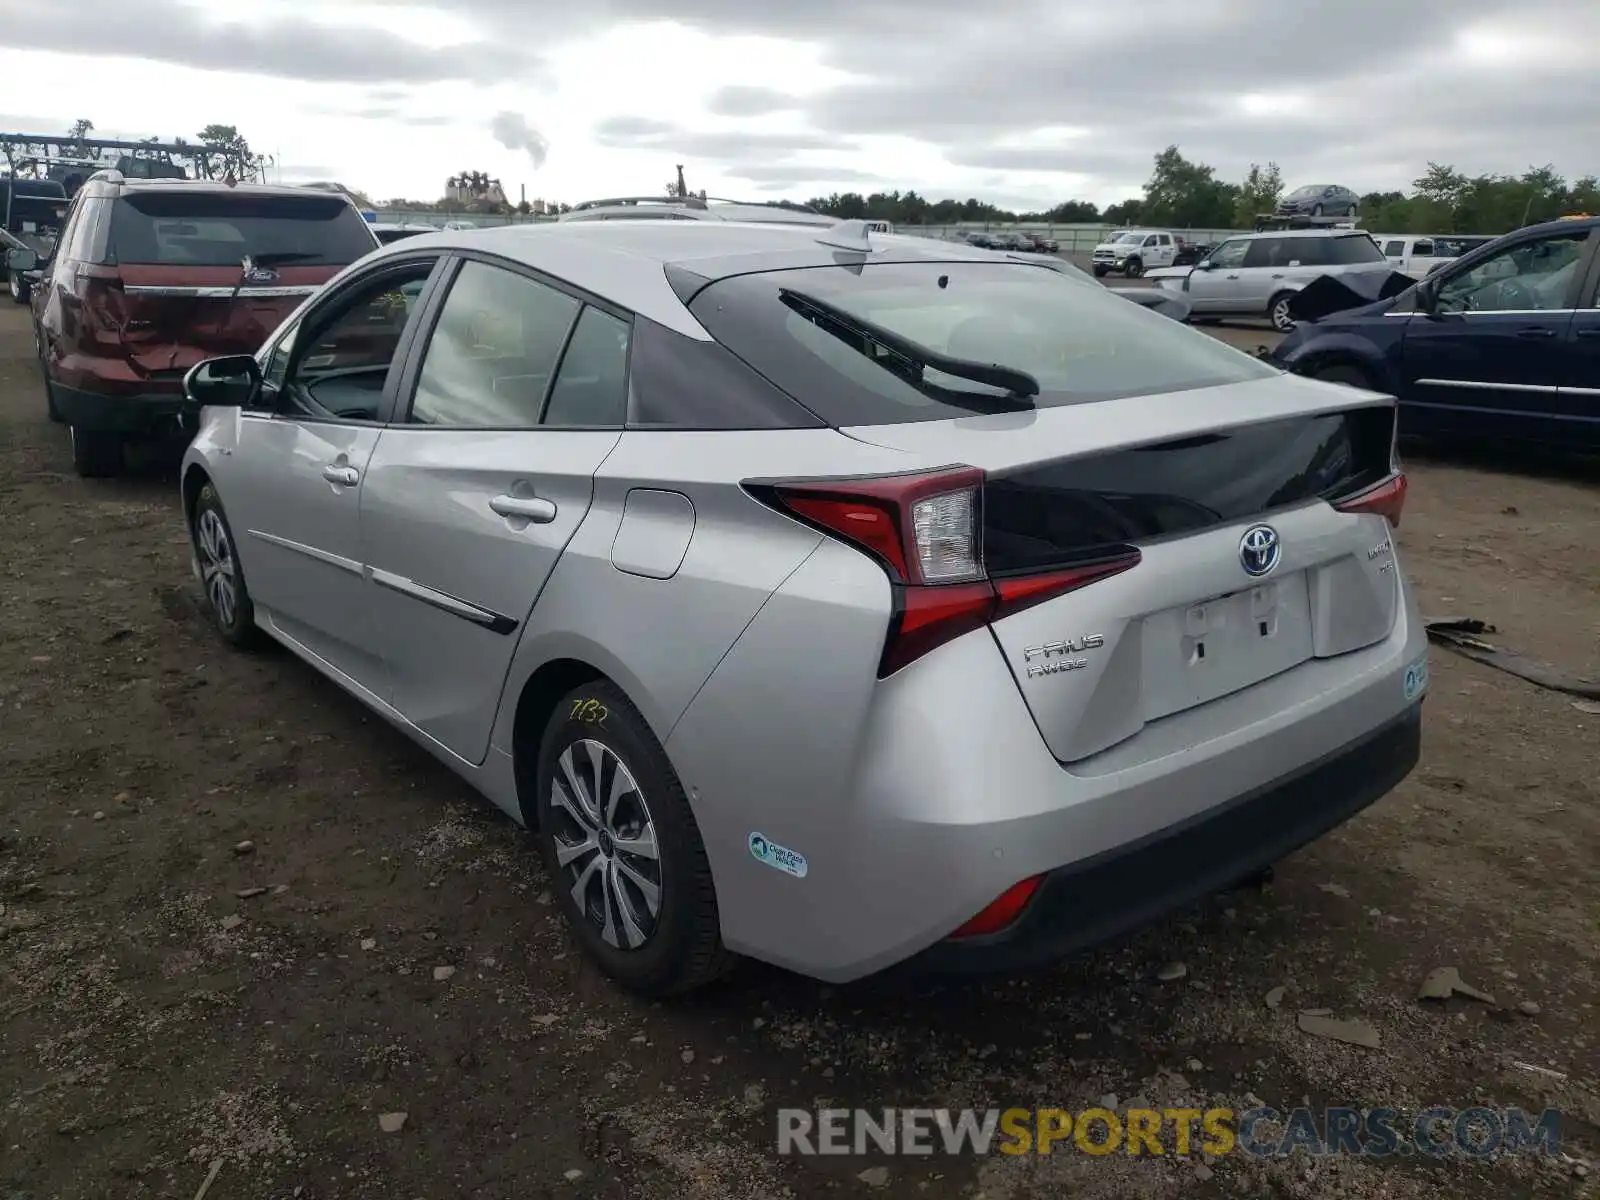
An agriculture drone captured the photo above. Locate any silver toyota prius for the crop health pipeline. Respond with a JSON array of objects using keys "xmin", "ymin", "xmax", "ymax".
[{"xmin": 178, "ymin": 219, "xmax": 1427, "ymax": 995}]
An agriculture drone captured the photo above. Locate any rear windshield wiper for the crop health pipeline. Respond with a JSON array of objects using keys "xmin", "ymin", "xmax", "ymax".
[{"xmin": 778, "ymin": 287, "xmax": 1040, "ymax": 408}]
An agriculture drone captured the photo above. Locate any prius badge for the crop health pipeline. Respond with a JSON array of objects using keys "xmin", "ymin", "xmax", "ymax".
[
  {"xmin": 1239, "ymin": 524, "xmax": 1281, "ymax": 578},
  {"xmin": 1022, "ymin": 634, "xmax": 1104, "ymax": 678}
]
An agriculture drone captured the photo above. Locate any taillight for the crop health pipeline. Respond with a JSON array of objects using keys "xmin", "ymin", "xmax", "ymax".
[
  {"xmin": 948, "ymin": 874, "xmax": 1044, "ymax": 938},
  {"xmin": 748, "ymin": 467, "xmax": 1141, "ymax": 676},
  {"xmin": 1334, "ymin": 473, "xmax": 1407, "ymax": 527}
]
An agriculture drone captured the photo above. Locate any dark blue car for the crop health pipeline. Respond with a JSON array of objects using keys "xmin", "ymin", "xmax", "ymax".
[{"xmin": 1269, "ymin": 215, "xmax": 1600, "ymax": 452}]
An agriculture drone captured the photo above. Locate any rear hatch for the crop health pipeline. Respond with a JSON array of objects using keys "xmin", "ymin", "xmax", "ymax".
[
  {"xmin": 844, "ymin": 383, "xmax": 1401, "ymax": 760},
  {"xmin": 95, "ymin": 189, "xmax": 378, "ymax": 384},
  {"xmin": 680, "ymin": 255, "xmax": 1405, "ymax": 762}
]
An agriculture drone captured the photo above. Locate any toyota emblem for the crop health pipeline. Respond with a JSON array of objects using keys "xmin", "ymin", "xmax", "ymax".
[{"xmin": 1239, "ymin": 524, "xmax": 1281, "ymax": 577}]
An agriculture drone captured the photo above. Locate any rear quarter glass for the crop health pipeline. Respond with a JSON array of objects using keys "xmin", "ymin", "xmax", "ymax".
[{"xmin": 685, "ymin": 260, "xmax": 1278, "ymax": 427}]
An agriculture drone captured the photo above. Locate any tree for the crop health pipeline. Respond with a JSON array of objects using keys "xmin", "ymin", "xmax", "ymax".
[
  {"xmin": 1141, "ymin": 145, "xmax": 1238, "ymax": 229},
  {"xmin": 1232, "ymin": 161, "xmax": 1283, "ymax": 227},
  {"xmin": 196, "ymin": 124, "xmax": 265, "ymax": 182}
]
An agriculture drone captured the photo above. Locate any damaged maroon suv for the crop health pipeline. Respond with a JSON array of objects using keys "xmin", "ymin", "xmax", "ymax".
[{"xmin": 23, "ymin": 171, "xmax": 379, "ymax": 476}]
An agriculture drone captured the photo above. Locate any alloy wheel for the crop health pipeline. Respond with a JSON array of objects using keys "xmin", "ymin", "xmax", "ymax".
[
  {"xmin": 1271, "ymin": 298, "xmax": 1294, "ymax": 332},
  {"xmin": 196, "ymin": 508, "xmax": 238, "ymax": 627},
  {"xmin": 549, "ymin": 739, "xmax": 662, "ymax": 950}
]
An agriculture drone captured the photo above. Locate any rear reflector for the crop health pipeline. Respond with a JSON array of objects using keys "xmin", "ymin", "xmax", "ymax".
[
  {"xmin": 1333, "ymin": 472, "xmax": 1407, "ymax": 527},
  {"xmin": 949, "ymin": 875, "xmax": 1044, "ymax": 938},
  {"xmin": 749, "ymin": 467, "xmax": 1141, "ymax": 677}
]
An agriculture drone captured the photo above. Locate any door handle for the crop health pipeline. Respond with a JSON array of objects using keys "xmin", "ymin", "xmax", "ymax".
[
  {"xmin": 490, "ymin": 494, "xmax": 557, "ymax": 523},
  {"xmin": 1271, "ymin": 273, "xmax": 1285, "ymax": 279},
  {"xmin": 322, "ymin": 464, "xmax": 360, "ymax": 486},
  {"xmin": 1226, "ymin": 274, "xmax": 1240, "ymax": 280},
  {"xmin": 1515, "ymin": 327, "xmax": 1557, "ymax": 339},
  {"xmin": 1576, "ymin": 327, "xmax": 1600, "ymax": 339}
]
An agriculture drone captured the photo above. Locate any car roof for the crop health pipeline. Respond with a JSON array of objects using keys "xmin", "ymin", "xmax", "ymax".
[
  {"xmin": 368, "ymin": 219, "xmax": 1073, "ymax": 340},
  {"xmin": 89, "ymin": 176, "xmax": 355, "ymax": 201},
  {"xmin": 1232, "ymin": 228, "xmax": 1370, "ymax": 241}
]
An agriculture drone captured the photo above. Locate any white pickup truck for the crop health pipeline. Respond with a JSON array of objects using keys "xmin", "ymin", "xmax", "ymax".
[{"xmin": 1091, "ymin": 229, "xmax": 1180, "ymax": 278}]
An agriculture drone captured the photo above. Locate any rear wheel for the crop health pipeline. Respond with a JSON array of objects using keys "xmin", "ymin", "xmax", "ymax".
[
  {"xmin": 1268, "ymin": 291, "xmax": 1296, "ymax": 333},
  {"xmin": 1124, "ymin": 256, "xmax": 1144, "ymax": 279},
  {"xmin": 1307, "ymin": 362, "xmax": 1374, "ymax": 390},
  {"xmin": 535, "ymin": 681, "xmax": 731, "ymax": 997},
  {"xmin": 69, "ymin": 427, "xmax": 124, "ymax": 478}
]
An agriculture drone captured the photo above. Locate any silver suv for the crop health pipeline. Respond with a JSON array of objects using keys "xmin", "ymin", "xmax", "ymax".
[
  {"xmin": 177, "ymin": 218, "xmax": 1424, "ymax": 995},
  {"xmin": 1151, "ymin": 230, "xmax": 1392, "ymax": 331}
]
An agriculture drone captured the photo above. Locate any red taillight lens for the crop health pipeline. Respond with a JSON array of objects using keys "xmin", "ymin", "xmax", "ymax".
[
  {"xmin": 1334, "ymin": 473, "xmax": 1407, "ymax": 528},
  {"xmin": 949, "ymin": 874, "xmax": 1044, "ymax": 938},
  {"xmin": 749, "ymin": 467, "xmax": 1141, "ymax": 676}
]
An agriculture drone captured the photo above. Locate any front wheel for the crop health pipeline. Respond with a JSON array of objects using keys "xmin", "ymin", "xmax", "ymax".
[
  {"xmin": 192, "ymin": 483, "xmax": 262, "ymax": 648},
  {"xmin": 1311, "ymin": 203, "xmax": 1324, "ymax": 218},
  {"xmin": 1092, "ymin": 265, "xmax": 1108, "ymax": 278},
  {"xmin": 1124, "ymin": 256, "xmax": 1144, "ymax": 279},
  {"xmin": 535, "ymin": 681, "xmax": 731, "ymax": 997},
  {"xmin": 1268, "ymin": 291, "xmax": 1296, "ymax": 333},
  {"xmin": 8, "ymin": 271, "xmax": 28, "ymax": 305}
]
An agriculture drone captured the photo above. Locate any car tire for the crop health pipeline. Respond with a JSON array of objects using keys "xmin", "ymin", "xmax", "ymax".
[
  {"xmin": 1267, "ymin": 291, "xmax": 1297, "ymax": 333},
  {"xmin": 8, "ymin": 271, "xmax": 28, "ymax": 305},
  {"xmin": 534, "ymin": 681, "xmax": 732, "ymax": 997},
  {"xmin": 1092, "ymin": 266, "xmax": 1108, "ymax": 278},
  {"xmin": 1311, "ymin": 204, "xmax": 1324, "ymax": 218},
  {"xmin": 1307, "ymin": 362, "xmax": 1374, "ymax": 390},
  {"xmin": 191, "ymin": 483, "xmax": 263, "ymax": 648},
  {"xmin": 69, "ymin": 427, "xmax": 124, "ymax": 478},
  {"xmin": 1124, "ymin": 257, "xmax": 1144, "ymax": 279}
]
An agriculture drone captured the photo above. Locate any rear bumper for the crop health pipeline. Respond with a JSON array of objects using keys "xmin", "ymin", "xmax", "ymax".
[
  {"xmin": 898, "ymin": 703, "xmax": 1420, "ymax": 976},
  {"xmin": 667, "ymin": 534, "xmax": 1430, "ymax": 984},
  {"xmin": 50, "ymin": 380, "xmax": 187, "ymax": 434}
]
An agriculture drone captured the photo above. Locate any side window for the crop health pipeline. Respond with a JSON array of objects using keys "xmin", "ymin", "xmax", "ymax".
[
  {"xmin": 1207, "ymin": 239, "xmax": 1250, "ymax": 269},
  {"xmin": 1436, "ymin": 232, "xmax": 1589, "ymax": 314},
  {"xmin": 1383, "ymin": 240, "xmax": 1404, "ymax": 257},
  {"xmin": 1159, "ymin": 234, "xmax": 1172, "ymax": 246},
  {"xmin": 408, "ymin": 259, "xmax": 580, "ymax": 428},
  {"xmin": 1143, "ymin": 235, "xmax": 1158, "ymax": 247},
  {"xmin": 1413, "ymin": 240, "xmax": 1435, "ymax": 257},
  {"xmin": 542, "ymin": 306, "xmax": 632, "ymax": 427},
  {"xmin": 1287, "ymin": 237, "xmax": 1333, "ymax": 267},
  {"xmin": 54, "ymin": 199, "xmax": 87, "ymax": 261},
  {"xmin": 279, "ymin": 262, "xmax": 437, "ymax": 421},
  {"xmin": 1241, "ymin": 238, "xmax": 1282, "ymax": 269}
]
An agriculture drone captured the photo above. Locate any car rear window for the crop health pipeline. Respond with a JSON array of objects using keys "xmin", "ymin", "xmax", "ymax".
[
  {"xmin": 109, "ymin": 192, "xmax": 378, "ymax": 266},
  {"xmin": 684, "ymin": 260, "xmax": 1279, "ymax": 427}
]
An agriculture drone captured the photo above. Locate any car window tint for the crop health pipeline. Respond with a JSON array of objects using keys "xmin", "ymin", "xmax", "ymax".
[
  {"xmin": 282, "ymin": 265, "xmax": 435, "ymax": 421},
  {"xmin": 687, "ymin": 259, "xmax": 1278, "ymax": 426},
  {"xmin": 1383, "ymin": 240, "xmax": 1404, "ymax": 256},
  {"xmin": 542, "ymin": 306, "xmax": 631, "ymax": 427},
  {"xmin": 1286, "ymin": 237, "xmax": 1332, "ymax": 266},
  {"xmin": 409, "ymin": 260, "xmax": 579, "ymax": 428},
  {"xmin": 1328, "ymin": 236, "xmax": 1387, "ymax": 265},
  {"xmin": 1208, "ymin": 239, "xmax": 1250, "ymax": 269},
  {"xmin": 1436, "ymin": 231, "xmax": 1588, "ymax": 314},
  {"xmin": 262, "ymin": 321, "xmax": 298, "ymax": 391},
  {"xmin": 1413, "ymin": 240, "xmax": 1435, "ymax": 256},
  {"xmin": 109, "ymin": 192, "xmax": 376, "ymax": 267},
  {"xmin": 1241, "ymin": 238, "xmax": 1282, "ymax": 269}
]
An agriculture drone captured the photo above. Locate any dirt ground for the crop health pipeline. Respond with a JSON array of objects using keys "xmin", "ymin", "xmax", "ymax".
[{"xmin": 1, "ymin": 301, "xmax": 1596, "ymax": 1200}]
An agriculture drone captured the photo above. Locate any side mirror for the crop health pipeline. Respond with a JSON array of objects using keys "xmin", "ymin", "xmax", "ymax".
[
  {"xmin": 1195, "ymin": 260, "xmax": 1214, "ymax": 270},
  {"xmin": 183, "ymin": 354, "xmax": 262, "ymax": 409},
  {"xmin": 5, "ymin": 248, "xmax": 39, "ymax": 273}
]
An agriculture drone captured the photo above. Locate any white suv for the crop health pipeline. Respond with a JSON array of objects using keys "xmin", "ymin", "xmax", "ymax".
[{"xmin": 1092, "ymin": 229, "xmax": 1179, "ymax": 278}]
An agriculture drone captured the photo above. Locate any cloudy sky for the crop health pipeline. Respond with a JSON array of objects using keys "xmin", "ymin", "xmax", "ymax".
[{"xmin": 0, "ymin": 0, "xmax": 1594, "ymax": 211}]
